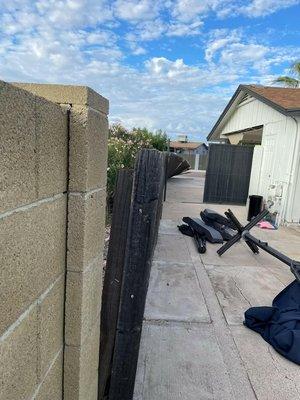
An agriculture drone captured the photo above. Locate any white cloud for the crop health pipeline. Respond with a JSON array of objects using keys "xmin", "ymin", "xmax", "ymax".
[
  {"xmin": 0, "ymin": 0, "xmax": 300, "ymax": 139},
  {"xmin": 145, "ymin": 57, "xmax": 198, "ymax": 79},
  {"xmin": 167, "ymin": 21, "xmax": 203, "ymax": 37},
  {"xmin": 170, "ymin": 0, "xmax": 300, "ymax": 22},
  {"xmin": 240, "ymin": 0, "xmax": 300, "ymax": 17},
  {"xmin": 128, "ymin": 41, "xmax": 147, "ymax": 55},
  {"xmin": 204, "ymin": 28, "xmax": 300, "ymax": 77},
  {"xmin": 220, "ymin": 43, "xmax": 269, "ymax": 65},
  {"xmin": 171, "ymin": 0, "xmax": 218, "ymax": 22},
  {"xmin": 114, "ymin": 0, "xmax": 161, "ymax": 21},
  {"xmin": 205, "ymin": 29, "xmax": 241, "ymax": 62}
]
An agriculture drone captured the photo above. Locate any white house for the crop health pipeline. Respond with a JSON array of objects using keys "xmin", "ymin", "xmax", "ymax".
[{"xmin": 207, "ymin": 85, "xmax": 300, "ymax": 225}]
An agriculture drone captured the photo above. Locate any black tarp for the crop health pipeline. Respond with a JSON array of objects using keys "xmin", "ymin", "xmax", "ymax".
[{"xmin": 245, "ymin": 280, "xmax": 300, "ymax": 365}]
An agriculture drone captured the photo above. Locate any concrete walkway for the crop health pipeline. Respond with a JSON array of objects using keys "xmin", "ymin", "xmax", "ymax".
[{"xmin": 134, "ymin": 171, "xmax": 300, "ymax": 400}]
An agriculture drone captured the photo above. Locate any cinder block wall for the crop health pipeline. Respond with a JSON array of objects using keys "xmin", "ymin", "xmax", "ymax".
[{"xmin": 0, "ymin": 81, "xmax": 108, "ymax": 400}]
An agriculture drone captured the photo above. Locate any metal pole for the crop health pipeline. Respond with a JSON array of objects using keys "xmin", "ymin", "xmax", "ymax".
[
  {"xmin": 217, "ymin": 209, "xmax": 269, "ymax": 256},
  {"xmin": 243, "ymin": 232, "xmax": 293, "ymax": 266}
]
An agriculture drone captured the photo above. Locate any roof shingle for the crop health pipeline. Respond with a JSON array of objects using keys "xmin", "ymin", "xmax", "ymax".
[{"xmin": 244, "ymin": 85, "xmax": 300, "ymax": 110}]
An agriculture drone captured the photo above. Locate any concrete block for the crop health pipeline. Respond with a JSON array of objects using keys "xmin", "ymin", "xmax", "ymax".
[
  {"xmin": 38, "ymin": 276, "xmax": 64, "ymax": 377},
  {"xmin": 0, "ymin": 81, "xmax": 36, "ymax": 213},
  {"xmin": 67, "ymin": 189, "xmax": 105, "ymax": 271},
  {"xmin": 85, "ymin": 376, "xmax": 99, "ymax": 400},
  {"xmin": 64, "ymin": 318, "xmax": 100, "ymax": 400},
  {"xmin": 0, "ymin": 195, "xmax": 66, "ymax": 335},
  {"xmin": 12, "ymin": 82, "xmax": 109, "ymax": 114},
  {"xmin": 12, "ymin": 83, "xmax": 109, "ymax": 192},
  {"xmin": 35, "ymin": 351, "xmax": 63, "ymax": 400},
  {"xmin": 69, "ymin": 106, "xmax": 108, "ymax": 191},
  {"xmin": 0, "ymin": 306, "xmax": 38, "ymax": 400},
  {"xmin": 35, "ymin": 96, "xmax": 68, "ymax": 197},
  {"xmin": 65, "ymin": 258, "xmax": 102, "ymax": 346}
]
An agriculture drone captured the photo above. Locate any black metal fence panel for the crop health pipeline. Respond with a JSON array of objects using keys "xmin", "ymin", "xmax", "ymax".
[{"xmin": 203, "ymin": 144, "xmax": 254, "ymax": 204}]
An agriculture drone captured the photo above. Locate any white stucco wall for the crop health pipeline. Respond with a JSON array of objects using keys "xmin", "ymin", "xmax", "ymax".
[{"xmin": 220, "ymin": 97, "xmax": 300, "ymax": 224}]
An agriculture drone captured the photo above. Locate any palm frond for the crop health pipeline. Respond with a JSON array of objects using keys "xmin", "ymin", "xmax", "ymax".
[
  {"xmin": 291, "ymin": 61, "xmax": 300, "ymax": 77},
  {"xmin": 273, "ymin": 76, "xmax": 299, "ymax": 88}
]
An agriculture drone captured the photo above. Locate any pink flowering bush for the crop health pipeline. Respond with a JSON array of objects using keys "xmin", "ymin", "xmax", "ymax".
[{"xmin": 107, "ymin": 123, "xmax": 168, "ymax": 209}]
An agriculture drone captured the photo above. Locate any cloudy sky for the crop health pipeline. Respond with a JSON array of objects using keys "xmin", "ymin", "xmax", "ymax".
[{"xmin": 1, "ymin": 0, "xmax": 300, "ymax": 141}]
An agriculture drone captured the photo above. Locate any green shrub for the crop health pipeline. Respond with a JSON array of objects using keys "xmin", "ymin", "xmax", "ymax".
[{"xmin": 107, "ymin": 124, "xmax": 168, "ymax": 207}]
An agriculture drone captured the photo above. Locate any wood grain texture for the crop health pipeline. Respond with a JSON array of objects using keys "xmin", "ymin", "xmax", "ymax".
[
  {"xmin": 108, "ymin": 149, "xmax": 165, "ymax": 400},
  {"xmin": 98, "ymin": 169, "xmax": 133, "ymax": 400}
]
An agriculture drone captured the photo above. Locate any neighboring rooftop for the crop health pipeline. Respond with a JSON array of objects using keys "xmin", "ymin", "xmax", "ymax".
[{"xmin": 170, "ymin": 141, "xmax": 206, "ymax": 150}]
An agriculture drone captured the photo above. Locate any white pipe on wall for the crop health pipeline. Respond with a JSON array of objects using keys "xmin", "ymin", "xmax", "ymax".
[{"xmin": 283, "ymin": 117, "xmax": 300, "ymax": 223}]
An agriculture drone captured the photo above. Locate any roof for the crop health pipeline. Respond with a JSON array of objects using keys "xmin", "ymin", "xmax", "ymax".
[
  {"xmin": 207, "ymin": 85, "xmax": 300, "ymax": 141},
  {"xmin": 170, "ymin": 141, "xmax": 206, "ymax": 150},
  {"xmin": 245, "ymin": 85, "xmax": 300, "ymax": 110}
]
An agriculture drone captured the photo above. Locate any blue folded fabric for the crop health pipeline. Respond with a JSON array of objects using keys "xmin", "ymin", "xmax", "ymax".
[{"xmin": 244, "ymin": 280, "xmax": 300, "ymax": 365}]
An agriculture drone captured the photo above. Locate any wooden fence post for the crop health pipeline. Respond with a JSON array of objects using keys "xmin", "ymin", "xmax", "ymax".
[
  {"xmin": 98, "ymin": 170, "xmax": 133, "ymax": 399},
  {"xmin": 108, "ymin": 149, "xmax": 165, "ymax": 400}
]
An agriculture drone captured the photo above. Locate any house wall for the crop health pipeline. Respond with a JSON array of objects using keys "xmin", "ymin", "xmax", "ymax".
[
  {"xmin": 221, "ymin": 97, "xmax": 299, "ymax": 224},
  {"xmin": 0, "ymin": 81, "xmax": 108, "ymax": 399},
  {"xmin": 287, "ymin": 116, "xmax": 300, "ymax": 223},
  {"xmin": 220, "ymin": 97, "xmax": 286, "ymax": 136}
]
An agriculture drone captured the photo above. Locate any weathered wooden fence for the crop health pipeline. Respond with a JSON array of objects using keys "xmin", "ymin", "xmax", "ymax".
[
  {"xmin": 98, "ymin": 169, "xmax": 134, "ymax": 399},
  {"xmin": 99, "ymin": 149, "xmax": 165, "ymax": 400},
  {"xmin": 166, "ymin": 152, "xmax": 190, "ymax": 178}
]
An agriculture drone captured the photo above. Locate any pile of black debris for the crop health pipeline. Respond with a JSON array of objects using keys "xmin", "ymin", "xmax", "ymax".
[
  {"xmin": 178, "ymin": 208, "xmax": 237, "ymax": 254},
  {"xmin": 180, "ymin": 207, "xmax": 300, "ymax": 365}
]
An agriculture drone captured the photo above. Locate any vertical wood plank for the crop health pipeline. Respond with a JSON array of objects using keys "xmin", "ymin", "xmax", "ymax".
[
  {"xmin": 108, "ymin": 149, "xmax": 165, "ymax": 400},
  {"xmin": 98, "ymin": 169, "xmax": 133, "ymax": 400}
]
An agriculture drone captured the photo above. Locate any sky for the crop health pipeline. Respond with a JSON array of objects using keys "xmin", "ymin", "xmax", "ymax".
[{"xmin": 0, "ymin": 1, "xmax": 300, "ymax": 141}]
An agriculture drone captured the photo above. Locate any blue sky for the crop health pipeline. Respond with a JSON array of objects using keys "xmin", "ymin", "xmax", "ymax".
[{"xmin": 1, "ymin": 1, "xmax": 300, "ymax": 141}]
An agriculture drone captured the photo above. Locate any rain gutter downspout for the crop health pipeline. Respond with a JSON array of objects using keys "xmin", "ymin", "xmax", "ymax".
[{"xmin": 283, "ymin": 116, "xmax": 300, "ymax": 223}]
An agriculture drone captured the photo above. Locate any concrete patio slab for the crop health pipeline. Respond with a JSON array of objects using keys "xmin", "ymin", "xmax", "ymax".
[
  {"xmin": 232, "ymin": 325, "xmax": 300, "ymax": 400},
  {"xmin": 200, "ymin": 240, "xmax": 260, "ymax": 267},
  {"xmin": 263, "ymin": 264, "xmax": 294, "ymax": 287},
  {"xmin": 158, "ymin": 219, "xmax": 182, "ymax": 235},
  {"xmin": 153, "ymin": 234, "xmax": 191, "ymax": 263},
  {"xmin": 205, "ymin": 264, "xmax": 286, "ymax": 325},
  {"xmin": 135, "ymin": 171, "xmax": 300, "ymax": 400},
  {"xmin": 134, "ymin": 322, "xmax": 234, "ymax": 400},
  {"xmin": 144, "ymin": 261, "xmax": 210, "ymax": 323}
]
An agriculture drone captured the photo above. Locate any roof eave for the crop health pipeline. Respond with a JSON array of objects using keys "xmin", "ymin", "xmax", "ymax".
[
  {"xmin": 287, "ymin": 109, "xmax": 300, "ymax": 117},
  {"xmin": 207, "ymin": 85, "xmax": 300, "ymax": 141},
  {"xmin": 207, "ymin": 85, "xmax": 244, "ymax": 141}
]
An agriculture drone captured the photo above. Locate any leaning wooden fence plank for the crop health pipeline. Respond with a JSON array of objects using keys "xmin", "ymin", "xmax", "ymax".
[
  {"xmin": 166, "ymin": 152, "xmax": 190, "ymax": 178},
  {"xmin": 108, "ymin": 149, "xmax": 165, "ymax": 400},
  {"xmin": 98, "ymin": 169, "xmax": 134, "ymax": 400}
]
